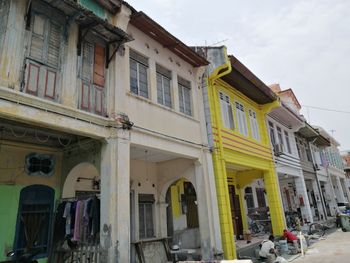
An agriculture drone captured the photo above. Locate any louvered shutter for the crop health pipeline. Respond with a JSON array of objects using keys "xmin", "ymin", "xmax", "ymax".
[
  {"xmin": 82, "ymin": 42, "xmax": 94, "ymax": 81},
  {"xmin": 93, "ymin": 44, "xmax": 105, "ymax": 87},
  {"xmin": 30, "ymin": 15, "xmax": 45, "ymax": 61},
  {"xmin": 0, "ymin": 0, "xmax": 9, "ymax": 48},
  {"xmin": 47, "ymin": 21, "xmax": 62, "ymax": 68}
]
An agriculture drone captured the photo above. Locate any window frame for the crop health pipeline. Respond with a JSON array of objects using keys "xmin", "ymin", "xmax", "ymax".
[
  {"xmin": 138, "ymin": 194, "xmax": 155, "ymax": 239},
  {"xmin": 235, "ymin": 101, "xmax": 248, "ymax": 136},
  {"xmin": 249, "ymin": 109, "xmax": 260, "ymax": 141},
  {"xmin": 129, "ymin": 50, "xmax": 149, "ymax": 98},
  {"xmin": 219, "ymin": 91, "xmax": 234, "ymax": 130},
  {"xmin": 268, "ymin": 121, "xmax": 276, "ymax": 146},
  {"xmin": 178, "ymin": 77, "xmax": 192, "ymax": 116},
  {"xmin": 156, "ymin": 64, "xmax": 172, "ymax": 108},
  {"xmin": 284, "ymin": 131, "xmax": 292, "ymax": 154}
]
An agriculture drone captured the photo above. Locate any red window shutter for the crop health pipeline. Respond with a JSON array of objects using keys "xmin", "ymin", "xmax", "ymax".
[{"xmin": 93, "ymin": 44, "xmax": 105, "ymax": 87}]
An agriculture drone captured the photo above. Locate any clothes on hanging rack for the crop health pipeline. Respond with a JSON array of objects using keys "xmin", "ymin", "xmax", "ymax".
[{"xmin": 52, "ymin": 195, "xmax": 101, "ymax": 247}]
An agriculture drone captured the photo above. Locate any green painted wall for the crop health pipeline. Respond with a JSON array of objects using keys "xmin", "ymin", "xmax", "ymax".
[
  {"xmin": 79, "ymin": 0, "xmax": 106, "ymax": 19},
  {"xmin": 0, "ymin": 185, "xmax": 21, "ymax": 261},
  {"xmin": 0, "ymin": 185, "xmax": 60, "ymax": 262}
]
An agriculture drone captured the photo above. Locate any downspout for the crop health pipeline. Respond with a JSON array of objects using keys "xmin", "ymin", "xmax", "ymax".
[{"xmin": 205, "ymin": 47, "xmax": 237, "ymax": 259}]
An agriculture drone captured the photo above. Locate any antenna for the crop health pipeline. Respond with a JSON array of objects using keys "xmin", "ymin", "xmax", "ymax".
[{"xmin": 210, "ymin": 39, "xmax": 229, "ymax": 46}]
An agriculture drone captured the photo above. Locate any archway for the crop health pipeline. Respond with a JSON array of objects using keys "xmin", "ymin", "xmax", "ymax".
[
  {"xmin": 165, "ymin": 179, "xmax": 200, "ymax": 250},
  {"xmin": 62, "ymin": 162, "xmax": 100, "ymax": 198}
]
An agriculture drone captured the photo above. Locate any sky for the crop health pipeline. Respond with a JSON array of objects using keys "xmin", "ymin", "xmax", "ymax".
[{"xmin": 127, "ymin": 0, "xmax": 350, "ymax": 150}]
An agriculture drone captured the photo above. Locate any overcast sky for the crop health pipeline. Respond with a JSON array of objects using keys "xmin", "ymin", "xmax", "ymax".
[{"xmin": 127, "ymin": 0, "xmax": 350, "ymax": 150}]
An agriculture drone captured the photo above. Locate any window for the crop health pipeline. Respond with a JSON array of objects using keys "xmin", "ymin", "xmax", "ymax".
[
  {"xmin": 256, "ymin": 188, "xmax": 266, "ymax": 207},
  {"xmin": 178, "ymin": 77, "xmax": 192, "ymax": 116},
  {"xmin": 25, "ymin": 12, "xmax": 63, "ymax": 101},
  {"xmin": 138, "ymin": 194, "xmax": 155, "ymax": 239},
  {"xmin": 80, "ymin": 41, "xmax": 106, "ymax": 115},
  {"xmin": 245, "ymin": 187, "xmax": 255, "ymax": 211},
  {"xmin": 130, "ymin": 50, "xmax": 149, "ymax": 98},
  {"xmin": 305, "ymin": 143, "xmax": 312, "ymax": 162},
  {"xmin": 284, "ymin": 131, "xmax": 292, "ymax": 154},
  {"xmin": 219, "ymin": 92, "xmax": 234, "ymax": 129},
  {"xmin": 0, "ymin": 0, "xmax": 10, "ymax": 49},
  {"xmin": 235, "ymin": 102, "xmax": 248, "ymax": 136},
  {"xmin": 156, "ymin": 64, "xmax": 172, "ymax": 107},
  {"xmin": 268, "ymin": 121, "xmax": 276, "ymax": 146},
  {"xmin": 25, "ymin": 153, "xmax": 55, "ymax": 177},
  {"xmin": 276, "ymin": 127, "xmax": 284, "ymax": 149},
  {"xmin": 249, "ymin": 109, "xmax": 260, "ymax": 140},
  {"xmin": 14, "ymin": 185, "xmax": 54, "ymax": 258}
]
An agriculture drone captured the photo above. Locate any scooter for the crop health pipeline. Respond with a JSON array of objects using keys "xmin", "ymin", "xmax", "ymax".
[{"xmin": 2, "ymin": 249, "xmax": 40, "ymax": 263}]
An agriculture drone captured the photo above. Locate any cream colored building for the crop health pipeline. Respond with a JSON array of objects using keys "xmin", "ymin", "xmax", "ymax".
[{"xmin": 0, "ymin": 1, "xmax": 221, "ymax": 262}]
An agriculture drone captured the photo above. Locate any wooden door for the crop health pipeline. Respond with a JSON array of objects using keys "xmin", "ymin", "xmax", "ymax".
[{"xmin": 229, "ymin": 185, "xmax": 243, "ymax": 238}]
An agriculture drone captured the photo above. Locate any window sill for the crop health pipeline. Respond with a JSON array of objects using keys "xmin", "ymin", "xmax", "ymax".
[{"xmin": 126, "ymin": 91, "xmax": 199, "ymax": 123}]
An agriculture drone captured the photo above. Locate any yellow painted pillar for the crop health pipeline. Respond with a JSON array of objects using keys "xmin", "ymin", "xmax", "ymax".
[
  {"xmin": 212, "ymin": 151, "xmax": 236, "ymax": 259},
  {"xmin": 263, "ymin": 170, "xmax": 285, "ymax": 235},
  {"xmin": 238, "ymin": 189, "xmax": 249, "ymax": 231}
]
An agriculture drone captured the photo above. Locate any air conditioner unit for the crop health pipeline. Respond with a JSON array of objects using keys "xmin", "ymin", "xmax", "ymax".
[
  {"xmin": 274, "ymin": 143, "xmax": 284, "ymax": 156},
  {"xmin": 313, "ymin": 164, "xmax": 321, "ymax": 171}
]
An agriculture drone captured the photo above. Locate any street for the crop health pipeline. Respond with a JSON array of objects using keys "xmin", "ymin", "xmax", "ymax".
[{"xmin": 293, "ymin": 229, "xmax": 350, "ymax": 263}]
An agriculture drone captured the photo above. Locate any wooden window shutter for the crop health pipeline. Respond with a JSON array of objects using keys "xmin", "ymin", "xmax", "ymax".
[{"xmin": 93, "ymin": 44, "xmax": 105, "ymax": 87}]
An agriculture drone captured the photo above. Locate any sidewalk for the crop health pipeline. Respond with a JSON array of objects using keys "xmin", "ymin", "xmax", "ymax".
[{"xmin": 292, "ymin": 229, "xmax": 350, "ymax": 263}]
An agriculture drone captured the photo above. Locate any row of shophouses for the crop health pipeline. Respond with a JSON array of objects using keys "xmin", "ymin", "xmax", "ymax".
[{"xmin": 1, "ymin": 0, "xmax": 349, "ymax": 262}]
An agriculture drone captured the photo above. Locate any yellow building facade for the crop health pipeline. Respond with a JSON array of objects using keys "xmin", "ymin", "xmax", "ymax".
[{"xmin": 204, "ymin": 47, "xmax": 286, "ymax": 259}]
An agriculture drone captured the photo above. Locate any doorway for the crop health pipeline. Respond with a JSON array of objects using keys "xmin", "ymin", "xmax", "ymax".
[{"xmin": 228, "ymin": 185, "xmax": 243, "ymax": 239}]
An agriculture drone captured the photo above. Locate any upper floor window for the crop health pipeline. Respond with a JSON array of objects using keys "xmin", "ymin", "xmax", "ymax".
[
  {"xmin": 156, "ymin": 64, "xmax": 172, "ymax": 108},
  {"xmin": 268, "ymin": 121, "xmax": 276, "ymax": 146},
  {"xmin": 130, "ymin": 50, "xmax": 149, "ymax": 98},
  {"xmin": 178, "ymin": 77, "xmax": 192, "ymax": 116},
  {"xmin": 235, "ymin": 102, "xmax": 248, "ymax": 136},
  {"xmin": 79, "ymin": 41, "xmax": 106, "ymax": 115},
  {"xmin": 24, "ymin": 11, "xmax": 64, "ymax": 101},
  {"xmin": 276, "ymin": 126, "xmax": 284, "ymax": 149},
  {"xmin": 284, "ymin": 131, "xmax": 292, "ymax": 154},
  {"xmin": 249, "ymin": 109, "xmax": 260, "ymax": 140},
  {"xmin": 219, "ymin": 92, "xmax": 234, "ymax": 129}
]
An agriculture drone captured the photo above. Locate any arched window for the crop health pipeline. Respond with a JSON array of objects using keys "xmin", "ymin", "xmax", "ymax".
[{"xmin": 14, "ymin": 185, "xmax": 54, "ymax": 258}]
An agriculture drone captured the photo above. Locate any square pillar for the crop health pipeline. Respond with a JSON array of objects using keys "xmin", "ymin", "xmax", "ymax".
[
  {"xmin": 263, "ymin": 170, "xmax": 285, "ymax": 235},
  {"xmin": 335, "ymin": 176, "xmax": 346, "ymax": 203},
  {"xmin": 295, "ymin": 177, "xmax": 313, "ymax": 223},
  {"xmin": 100, "ymin": 135, "xmax": 130, "ymax": 263}
]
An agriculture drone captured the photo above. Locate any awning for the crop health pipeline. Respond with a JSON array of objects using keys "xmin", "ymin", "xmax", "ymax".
[
  {"xmin": 42, "ymin": 0, "xmax": 132, "ymax": 43},
  {"xmin": 298, "ymin": 123, "xmax": 330, "ymax": 147},
  {"xmin": 130, "ymin": 11, "xmax": 209, "ymax": 67},
  {"xmin": 221, "ymin": 55, "xmax": 278, "ymax": 104}
]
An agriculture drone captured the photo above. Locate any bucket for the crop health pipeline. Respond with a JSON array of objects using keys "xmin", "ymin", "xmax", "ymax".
[{"xmin": 279, "ymin": 240, "xmax": 288, "ymax": 253}]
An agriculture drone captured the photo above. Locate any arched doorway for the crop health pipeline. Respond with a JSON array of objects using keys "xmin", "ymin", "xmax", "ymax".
[
  {"xmin": 166, "ymin": 179, "xmax": 199, "ymax": 249},
  {"xmin": 62, "ymin": 162, "xmax": 100, "ymax": 198}
]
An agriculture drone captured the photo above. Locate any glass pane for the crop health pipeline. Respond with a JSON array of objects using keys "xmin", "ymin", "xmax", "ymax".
[
  {"xmin": 178, "ymin": 86, "xmax": 184, "ymax": 113},
  {"xmin": 130, "ymin": 59, "xmax": 138, "ymax": 94},
  {"xmin": 138, "ymin": 64, "xmax": 148, "ymax": 98},
  {"xmin": 145, "ymin": 204, "xmax": 154, "ymax": 238},
  {"xmin": 184, "ymin": 86, "xmax": 191, "ymax": 115},
  {"xmin": 157, "ymin": 73, "xmax": 163, "ymax": 104},
  {"xmin": 139, "ymin": 204, "xmax": 145, "ymax": 239},
  {"xmin": 228, "ymin": 104, "xmax": 234, "ymax": 129},
  {"xmin": 163, "ymin": 77, "xmax": 172, "ymax": 107}
]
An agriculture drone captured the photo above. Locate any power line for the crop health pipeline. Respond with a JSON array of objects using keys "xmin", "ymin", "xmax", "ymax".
[{"xmin": 301, "ymin": 105, "xmax": 350, "ymax": 114}]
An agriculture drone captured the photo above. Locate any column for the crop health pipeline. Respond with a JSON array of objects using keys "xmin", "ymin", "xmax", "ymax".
[
  {"xmin": 100, "ymin": 135, "xmax": 130, "ymax": 263},
  {"xmin": 311, "ymin": 180, "xmax": 326, "ymax": 221},
  {"xmin": 295, "ymin": 177, "xmax": 313, "ymax": 223},
  {"xmin": 263, "ymin": 170, "xmax": 285, "ymax": 235},
  {"xmin": 212, "ymin": 152, "xmax": 235, "ymax": 259}
]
